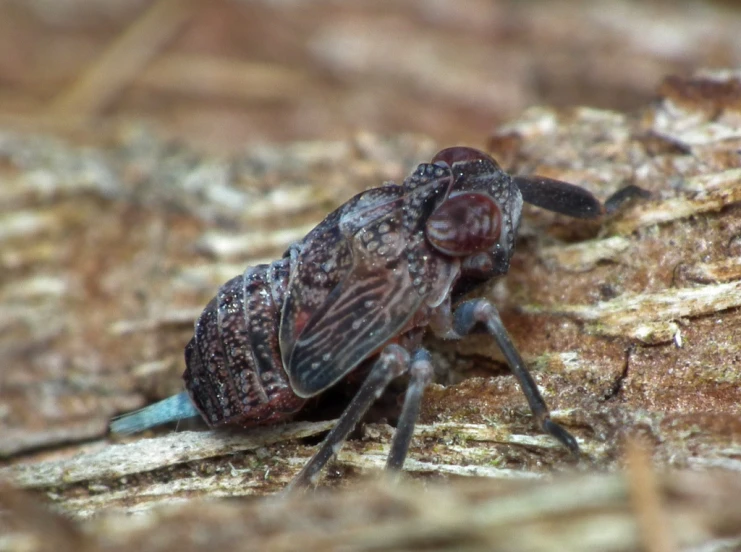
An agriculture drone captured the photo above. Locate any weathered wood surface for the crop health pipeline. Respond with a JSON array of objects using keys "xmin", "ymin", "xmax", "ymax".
[
  {"xmin": 1, "ymin": 70, "xmax": 741, "ymax": 549},
  {"xmin": 3, "ymin": 466, "xmax": 741, "ymax": 552}
]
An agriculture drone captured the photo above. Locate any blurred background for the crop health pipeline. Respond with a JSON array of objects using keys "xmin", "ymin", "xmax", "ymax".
[{"xmin": 1, "ymin": 0, "xmax": 740, "ymax": 152}]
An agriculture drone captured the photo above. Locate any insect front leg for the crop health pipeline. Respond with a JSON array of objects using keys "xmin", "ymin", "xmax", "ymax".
[
  {"xmin": 286, "ymin": 344, "xmax": 411, "ymax": 492},
  {"xmin": 447, "ymin": 299, "xmax": 580, "ymax": 455}
]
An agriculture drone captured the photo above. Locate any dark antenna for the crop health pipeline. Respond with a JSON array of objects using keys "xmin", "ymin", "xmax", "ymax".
[{"xmin": 513, "ymin": 175, "xmax": 603, "ymax": 219}]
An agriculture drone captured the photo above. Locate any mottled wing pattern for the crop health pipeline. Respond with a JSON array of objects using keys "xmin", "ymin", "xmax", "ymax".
[
  {"xmin": 280, "ymin": 185, "xmax": 424, "ymax": 397},
  {"xmin": 279, "ymin": 186, "xmax": 404, "ymax": 363},
  {"xmin": 278, "ymin": 208, "xmax": 346, "ymax": 364}
]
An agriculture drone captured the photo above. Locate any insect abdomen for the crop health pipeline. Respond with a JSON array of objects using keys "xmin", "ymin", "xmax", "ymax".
[{"xmin": 184, "ymin": 258, "xmax": 304, "ymax": 427}]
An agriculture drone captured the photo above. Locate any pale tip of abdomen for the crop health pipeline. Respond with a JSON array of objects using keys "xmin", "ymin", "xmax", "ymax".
[{"xmin": 110, "ymin": 391, "xmax": 199, "ymax": 434}]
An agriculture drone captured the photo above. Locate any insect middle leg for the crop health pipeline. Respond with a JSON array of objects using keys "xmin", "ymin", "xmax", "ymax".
[
  {"xmin": 450, "ymin": 299, "xmax": 580, "ymax": 455},
  {"xmin": 287, "ymin": 343, "xmax": 432, "ymax": 491},
  {"xmin": 386, "ymin": 349, "xmax": 434, "ymax": 471}
]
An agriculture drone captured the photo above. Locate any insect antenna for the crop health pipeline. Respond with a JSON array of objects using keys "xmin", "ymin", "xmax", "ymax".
[
  {"xmin": 513, "ymin": 175, "xmax": 603, "ymax": 219},
  {"xmin": 604, "ymin": 184, "xmax": 651, "ymax": 215}
]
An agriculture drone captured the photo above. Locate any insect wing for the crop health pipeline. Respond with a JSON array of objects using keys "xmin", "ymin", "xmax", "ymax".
[
  {"xmin": 279, "ymin": 186, "xmax": 404, "ymax": 362},
  {"xmin": 280, "ymin": 188, "xmax": 420, "ymax": 397}
]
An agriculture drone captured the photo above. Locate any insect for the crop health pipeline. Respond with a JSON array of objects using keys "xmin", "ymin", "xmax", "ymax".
[{"xmin": 112, "ymin": 146, "xmax": 629, "ymax": 489}]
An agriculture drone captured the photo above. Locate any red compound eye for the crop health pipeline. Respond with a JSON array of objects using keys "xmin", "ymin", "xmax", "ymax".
[
  {"xmin": 431, "ymin": 147, "xmax": 494, "ymax": 168},
  {"xmin": 425, "ymin": 192, "xmax": 502, "ymax": 256}
]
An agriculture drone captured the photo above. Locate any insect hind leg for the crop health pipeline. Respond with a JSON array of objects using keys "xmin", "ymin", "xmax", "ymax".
[
  {"xmin": 285, "ymin": 344, "xmax": 411, "ymax": 492},
  {"xmin": 453, "ymin": 299, "xmax": 580, "ymax": 456}
]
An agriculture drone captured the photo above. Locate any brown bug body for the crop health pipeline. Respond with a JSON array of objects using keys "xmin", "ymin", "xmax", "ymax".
[
  {"xmin": 112, "ymin": 146, "xmax": 631, "ymax": 488},
  {"xmin": 186, "ymin": 150, "xmax": 520, "ymax": 425}
]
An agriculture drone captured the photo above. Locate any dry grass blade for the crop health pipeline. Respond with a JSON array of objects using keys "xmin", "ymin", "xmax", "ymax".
[
  {"xmin": 138, "ymin": 55, "xmax": 311, "ymax": 102},
  {"xmin": 46, "ymin": 0, "xmax": 198, "ymax": 120},
  {"xmin": 626, "ymin": 439, "xmax": 675, "ymax": 552}
]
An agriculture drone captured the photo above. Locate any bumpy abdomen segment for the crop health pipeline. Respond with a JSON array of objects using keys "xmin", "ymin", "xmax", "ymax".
[{"xmin": 184, "ymin": 258, "xmax": 305, "ymax": 427}]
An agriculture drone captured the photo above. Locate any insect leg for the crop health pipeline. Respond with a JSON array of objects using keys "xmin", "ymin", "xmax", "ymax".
[
  {"xmin": 386, "ymin": 348, "xmax": 434, "ymax": 471},
  {"xmin": 285, "ymin": 344, "xmax": 410, "ymax": 492},
  {"xmin": 453, "ymin": 299, "xmax": 580, "ymax": 455}
]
